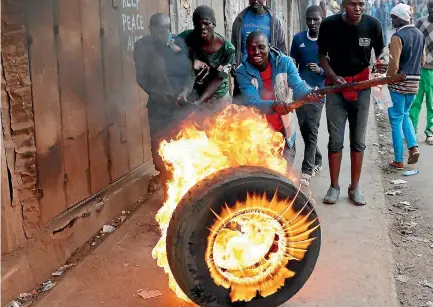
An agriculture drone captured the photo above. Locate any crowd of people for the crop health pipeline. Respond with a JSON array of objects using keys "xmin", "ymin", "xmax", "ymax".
[{"xmin": 134, "ymin": 0, "xmax": 433, "ymax": 206}]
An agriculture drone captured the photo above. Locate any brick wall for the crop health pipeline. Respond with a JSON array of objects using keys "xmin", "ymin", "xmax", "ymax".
[{"xmin": 1, "ymin": 0, "xmax": 40, "ymax": 245}]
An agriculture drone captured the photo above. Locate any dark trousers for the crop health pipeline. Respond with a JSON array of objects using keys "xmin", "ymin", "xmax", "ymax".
[
  {"xmin": 296, "ymin": 104, "xmax": 323, "ymax": 175},
  {"xmin": 147, "ymin": 103, "xmax": 188, "ymax": 199},
  {"xmin": 326, "ymin": 89, "xmax": 371, "ymax": 153}
]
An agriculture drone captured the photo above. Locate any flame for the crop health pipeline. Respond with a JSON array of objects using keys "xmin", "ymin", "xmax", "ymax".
[
  {"xmin": 206, "ymin": 191, "xmax": 319, "ymax": 302},
  {"xmin": 151, "ymin": 105, "xmax": 315, "ymax": 302}
]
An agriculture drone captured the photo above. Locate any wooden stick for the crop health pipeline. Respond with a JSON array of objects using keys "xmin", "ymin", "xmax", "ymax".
[{"xmin": 282, "ymin": 73, "xmax": 406, "ymax": 113}]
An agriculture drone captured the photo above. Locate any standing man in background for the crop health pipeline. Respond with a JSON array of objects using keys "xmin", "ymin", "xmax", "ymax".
[
  {"xmin": 410, "ymin": 0, "xmax": 433, "ymax": 145},
  {"xmin": 377, "ymin": 1, "xmax": 390, "ymax": 42},
  {"xmin": 290, "ymin": 5, "xmax": 326, "ymax": 187},
  {"xmin": 134, "ymin": 14, "xmax": 196, "ymax": 200},
  {"xmin": 231, "ymin": 0, "xmax": 287, "ymax": 66},
  {"xmin": 318, "ymin": 0, "xmax": 386, "ymax": 206},
  {"xmin": 386, "ymin": 3, "xmax": 425, "ymax": 169}
]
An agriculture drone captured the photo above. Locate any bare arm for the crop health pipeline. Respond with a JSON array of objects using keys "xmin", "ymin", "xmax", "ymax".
[
  {"xmin": 196, "ymin": 76, "xmax": 223, "ymax": 103},
  {"xmin": 387, "ymin": 36, "xmax": 402, "ymax": 76}
]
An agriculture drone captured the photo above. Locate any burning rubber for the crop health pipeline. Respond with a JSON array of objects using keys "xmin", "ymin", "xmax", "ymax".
[{"xmin": 150, "ymin": 105, "xmax": 321, "ymax": 306}]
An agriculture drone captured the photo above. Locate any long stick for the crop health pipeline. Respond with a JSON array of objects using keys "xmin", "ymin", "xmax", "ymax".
[{"xmin": 286, "ymin": 73, "xmax": 406, "ymax": 112}]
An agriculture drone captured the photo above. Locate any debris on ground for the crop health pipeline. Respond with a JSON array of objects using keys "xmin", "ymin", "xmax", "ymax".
[
  {"xmin": 396, "ymin": 274, "xmax": 410, "ymax": 283},
  {"xmin": 375, "ymin": 103, "xmax": 433, "ymax": 307},
  {"xmin": 392, "ymin": 201, "xmax": 417, "ymax": 212},
  {"xmin": 424, "ymin": 280, "xmax": 433, "ymax": 289},
  {"xmin": 102, "ymin": 225, "xmax": 116, "ymax": 233},
  {"xmin": 148, "ymin": 174, "xmax": 161, "ymax": 193},
  {"xmin": 406, "ymin": 236, "xmax": 430, "ymax": 243},
  {"xmin": 391, "ymin": 179, "xmax": 407, "ymax": 185},
  {"xmin": 41, "ymin": 280, "xmax": 56, "ymax": 292},
  {"xmin": 5, "ymin": 301, "xmax": 20, "ymax": 307},
  {"xmin": 386, "ymin": 190, "xmax": 402, "ymax": 196},
  {"xmin": 51, "ymin": 263, "xmax": 75, "ymax": 277},
  {"xmin": 137, "ymin": 289, "xmax": 162, "ymax": 299},
  {"xmin": 402, "ymin": 169, "xmax": 419, "ymax": 176}
]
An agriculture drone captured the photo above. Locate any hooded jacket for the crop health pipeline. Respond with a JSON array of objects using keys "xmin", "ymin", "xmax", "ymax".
[
  {"xmin": 231, "ymin": 6, "xmax": 287, "ymax": 66},
  {"xmin": 236, "ymin": 48, "xmax": 312, "ymax": 148}
]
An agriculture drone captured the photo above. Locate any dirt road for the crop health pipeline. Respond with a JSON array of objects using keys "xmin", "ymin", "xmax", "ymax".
[
  {"xmin": 27, "ymin": 102, "xmax": 401, "ymax": 307},
  {"xmin": 374, "ymin": 88, "xmax": 433, "ymax": 307}
]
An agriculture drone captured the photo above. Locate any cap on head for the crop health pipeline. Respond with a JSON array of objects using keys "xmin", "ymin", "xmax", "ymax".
[
  {"xmin": 390, "ymin": 3, "xmax": 411, "ymax": 22},
  {"xmin": 192, "ymin": 5, "xmax": 216, "ymax": 26}
]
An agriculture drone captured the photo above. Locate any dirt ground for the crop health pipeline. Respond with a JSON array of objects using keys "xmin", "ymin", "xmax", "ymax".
[{"xmin": 373, "ymin": 87, "xmax": 433, "ymax": 307}]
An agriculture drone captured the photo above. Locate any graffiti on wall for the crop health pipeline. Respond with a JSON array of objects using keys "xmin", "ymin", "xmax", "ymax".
[{"xmin": 121, "ymin": 0, "xmax": 145, "ymax": 51}]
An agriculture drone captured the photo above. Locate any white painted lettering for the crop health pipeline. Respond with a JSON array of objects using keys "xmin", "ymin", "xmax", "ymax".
[
  {"xmin": 139, "ymin": 14, "xmax": 144, "ymax": 30},
  {"xmin": 122, "ymin": 0, "xmax": 127, "ymax": 8},
  {"xmin": 122, "ymin": 14, "xmax": 127, "ymax": 31},
  {"xmin": 126, "ymin": 0, "xmax": 131, "ymax": 7},
  {"xmin": 131, "ymin": 14, "xmax": 137, "ymax": 31},
  {"xmin": 128, "ymin": 35, "xmax": 133, "ymax": 51},
  {"xmin": 136, "ymin": 0, "xmax": 140, "ymax": 10},
  {"xmin": 127, "ymin": 15, "xmax": 131, "ymax": 31}
]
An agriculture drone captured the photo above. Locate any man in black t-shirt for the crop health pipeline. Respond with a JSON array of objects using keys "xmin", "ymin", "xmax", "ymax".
[{"xmin": 318, "ymin": 0, "xmax": 387, "ymax": 206}]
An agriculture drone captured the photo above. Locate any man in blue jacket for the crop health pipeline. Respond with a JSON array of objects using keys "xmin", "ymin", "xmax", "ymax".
[{"xmin": 236, "ymin": 30, "xmax": 322, "ymax": 166}]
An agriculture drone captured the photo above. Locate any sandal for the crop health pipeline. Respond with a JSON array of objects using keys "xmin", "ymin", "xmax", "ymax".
[
  {"xmin": 348, "ymin": 186, "xmax": 367, "ymax": 206},
  {"xmin": 426, "ymin": 136, "xmax": 433, "ymax": 146},
  {"xmin": 323, "ymin": 186, "xmax": 340, "ymax": 205}
]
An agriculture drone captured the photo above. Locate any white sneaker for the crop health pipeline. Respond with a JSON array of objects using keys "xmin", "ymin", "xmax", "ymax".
[
  {"xmin": 312, "ymin": 164, "xmax": 323, "ymax": 177},
  {"xmin": 300, "ymin": 173, "xmax": 312, "ymax": 187}
]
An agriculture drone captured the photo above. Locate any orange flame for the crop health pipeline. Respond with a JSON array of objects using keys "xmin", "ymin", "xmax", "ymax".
[
  {"xmin": 151, "ymin": 105, "xmax": 302, "ymax": 302},
  {"xmin": 206, "ymin": 191, "xmax": 319, "ymax": 302}
]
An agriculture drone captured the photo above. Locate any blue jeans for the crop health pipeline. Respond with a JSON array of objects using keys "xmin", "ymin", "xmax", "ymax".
[{"xmin": 388, "ymin": 91, "xmax": 418, "ymax": 163}]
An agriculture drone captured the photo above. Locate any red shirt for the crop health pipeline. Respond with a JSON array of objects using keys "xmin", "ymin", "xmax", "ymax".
[{"xmin": 260, "ymin": 64, "xmax": 284, "ymax": 133}]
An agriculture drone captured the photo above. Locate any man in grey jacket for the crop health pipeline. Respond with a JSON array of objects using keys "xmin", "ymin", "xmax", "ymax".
[{"xmin": 231, "ymin": 0, "xmax": 287, "ymax": 66}]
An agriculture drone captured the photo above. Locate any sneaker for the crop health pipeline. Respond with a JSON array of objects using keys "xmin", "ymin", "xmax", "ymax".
[
  {"xmin": 300, "ymin": 173, "xmax": 312, "ymax": 187},
  {"xmin": 389, "ymin": 161, "xmax": 404, "ymax": 170},
  {"xmin": 312, "ymin": 164, "xmax": 323, "ymax": 177}
]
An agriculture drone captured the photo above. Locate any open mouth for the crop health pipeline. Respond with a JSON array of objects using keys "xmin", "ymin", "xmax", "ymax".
[
  {"xmin": 200, "ymin": 31, "xmax": 208, "ymax": 38},
  {"xmin": 253, "ymin": 56, "xmax": 263, "ymax": 62}
]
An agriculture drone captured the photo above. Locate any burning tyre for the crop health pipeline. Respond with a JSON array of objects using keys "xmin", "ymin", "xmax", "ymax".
[
  {"xmin": 166, "ymin": 166, "xmax": 321, "ymax": 307},
  {"xmin": 150, "ymin": 105, "xmax": 321, "ymax": 306}
]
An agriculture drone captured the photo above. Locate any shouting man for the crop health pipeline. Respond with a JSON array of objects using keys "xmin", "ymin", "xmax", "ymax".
[
  {"xmin": 290, "ymin": 5, "xmax": 326, "ymax": 187},
  {"xmin": 318, "ymin": 0, "xmax": 387, "ymax": 206},
  {"xmin": 410, "ymin": 0, "xmax": 433, "ymax": 145},
  {"xmin": 177, "ymin": 5, "xmax": 235, "ymax": 108},
  {"xmin": 134, "ymin": 13, "xmax": 195, "ymax": 199},
  {"xmin": 231, "ymin": 0, "xmax": 287, "ymax": 66},
  {"xmin": 236, "ymin": 31, "xmax": 322, "ymax": 167}
]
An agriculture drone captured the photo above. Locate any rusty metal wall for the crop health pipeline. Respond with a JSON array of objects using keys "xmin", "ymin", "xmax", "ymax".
[{"xmin": 1, "ymin": 0, "xmax": 167, "ymax": 250}]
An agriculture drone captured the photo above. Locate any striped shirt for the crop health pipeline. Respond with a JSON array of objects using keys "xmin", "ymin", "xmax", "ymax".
[
  {"xmin": 416, "ymin": 17, "xmax": 433, "ymax": 69},
  {"xmin": 388, "ymin": 25, "xmax": 426, "ymax": 94}
]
